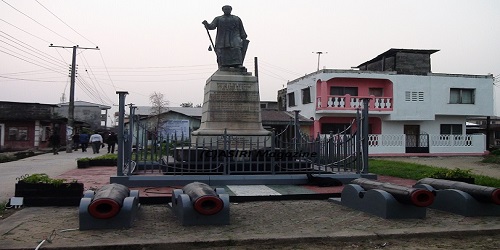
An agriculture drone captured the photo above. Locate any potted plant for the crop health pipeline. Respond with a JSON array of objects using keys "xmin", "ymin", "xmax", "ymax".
[
  {"xmin": 429, "ymin": 168, "xmax": 475, "ymax": 184},
  {"xmin": 77, "ymin": 157, "xmax": 91, "ymax": 168},
  {"xmin": 15, "ymin": 173, "xmax": 84, "ymax": 206}
]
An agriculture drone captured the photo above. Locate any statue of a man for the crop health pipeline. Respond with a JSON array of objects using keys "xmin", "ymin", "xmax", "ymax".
[{"xmin": 203, "ymin": 5, "xmax": 248, "ymax": 69}]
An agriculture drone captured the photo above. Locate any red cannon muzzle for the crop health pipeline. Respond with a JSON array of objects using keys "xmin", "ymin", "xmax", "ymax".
[
  {"xmin": 353, "ymin": 178, "xmax": 435, "ymax": 207},
  {"xmin": 491, "ymin": 189, "xmax": 500, "ymax": 205},
  {"xmin": 416, "ymin": 178, "xmax": 500, "ymax": 205},
  {"xmin": 182, "ymin": 182, "xmax": 224, "ymax": 215},
  {"xmin": 409, "ymin": 189, "xmax": 435, "ymax": 207},
  {"xmin": 193, "ymin": 195, "xmax": 224, "ymax": 215},
  {"xmin": 88, "ymin": 184, "xmax": 130, "ymax": 219}
]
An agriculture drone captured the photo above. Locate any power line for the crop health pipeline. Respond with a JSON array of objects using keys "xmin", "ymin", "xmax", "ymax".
[
  {"xmin": 0, "ymin": 18, "xmax": 51, "ymax": 44},
  {"xmin": 0, "ymin": 75, "xmax": 65, "ymax": 82},
  {"xmin": 257, "ymin": 59, "xmax": 303, "ymax": 77},
  {"xmin": 35, "ymin": 0, "xmax": 97, "ymax": 47},
  {"xmin": 0, "ymin": 43, "xmax": 67, "ymax": 72},
  {"xmin": 80, "ymin": 52, "xmax": 114, "ymax": 104},
  {"xmin": 98, "ymin": 51, "xmax": 117, "ymax": 92},
  {"xmin": 1, "ymin": 69, "xmax": 60, "ymax": 75},
  {"xmin": 1, "ymin": 0, "xmax": 75, "ymax": 44},
  {"xmin": 0, "ymin": 36, "xmax": 67, "ymax": 68},
  {"xmin": 0, "ymin": 48, "xmax": 67, "ymax": 75},
  {"xmin": 0, "ymin": 31, "xmax": 67, "ymax": 66}
]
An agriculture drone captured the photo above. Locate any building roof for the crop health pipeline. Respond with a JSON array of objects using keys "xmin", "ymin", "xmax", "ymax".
[
  {"xmin": 59, "ymin": 101, "xmax": 111, "ymax": 109},
  {"xmin": 0, "ymin": 101, "xmax": 59, "ymax": 121},
  {"xmin": 357, "ymin": 48, "xmax": 439, "ymax": 68},
  {"xmin": 261, "ymin": 110, "xmax": 313, "ymax": 125},
  {"xmin": 134, "ymin": 106, "xmax": 202, "ymax": 117}
]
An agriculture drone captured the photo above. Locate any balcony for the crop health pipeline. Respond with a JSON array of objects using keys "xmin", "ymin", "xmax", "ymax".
[{"xmin": 316, "ymin": 95, "xmax": 393, "ymax": 111}]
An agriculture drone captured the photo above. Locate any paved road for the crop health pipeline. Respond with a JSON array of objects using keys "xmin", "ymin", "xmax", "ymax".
[{"xmin": 0, "ymin": 150, "xmax": 101, "ymax": 202}]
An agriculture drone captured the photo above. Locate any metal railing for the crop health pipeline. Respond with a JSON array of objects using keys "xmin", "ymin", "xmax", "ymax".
[{"xmin": 114, "ymin": 94, "xmax": 371, "ymax": 180}]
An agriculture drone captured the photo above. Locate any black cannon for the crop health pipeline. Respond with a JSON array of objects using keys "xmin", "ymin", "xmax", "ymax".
[
  {"xmin": 352, "ymin": 178, "xmax": 435, "ymax": 207},
  {"xmin": 79, "ymin": 183, "xmax": 140, "ymax": 230},
  {"xmin": 182, "ymin": 182, "xmax": 224, "ymax": 215},
  {"xmin": 171, "ymin": 182, "xmax": 230, "ymax": 225},
  {"xmin": 416, "ymin": 178, "xmax": 500, "ymax": 205}
]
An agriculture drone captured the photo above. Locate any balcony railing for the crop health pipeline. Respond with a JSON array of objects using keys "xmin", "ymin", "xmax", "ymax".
[{"xmin": 317, "ymin": 95, "xmax": 393, "ymax": 111}]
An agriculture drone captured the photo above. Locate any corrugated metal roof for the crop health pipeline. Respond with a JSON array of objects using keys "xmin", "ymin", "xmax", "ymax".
[{"xmin": 357, "ymin": 48, "xmax": 439, "ymax": 68}]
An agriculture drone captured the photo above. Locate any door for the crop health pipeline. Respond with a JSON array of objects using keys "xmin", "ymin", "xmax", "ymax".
[{"xmin": 404, "ymin": 125, "xmax": 429, "ymax": 153}]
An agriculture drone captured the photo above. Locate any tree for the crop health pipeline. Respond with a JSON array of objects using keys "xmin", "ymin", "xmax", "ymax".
[
  {"xmin": 180, "ymin": 102, "xmax": 202, "ymax": 108},
  {"xmin": 180, "ymin": 102, "xmax": 193, "ymax": 107},
  {"xmin": 149, "ymin": 92, "xmax": 169, "ymax": 142}
]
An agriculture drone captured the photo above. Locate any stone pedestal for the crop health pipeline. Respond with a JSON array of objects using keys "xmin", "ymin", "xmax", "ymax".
[{"xmin": 192, "ymin": 69, "xmax": 271, "ymax": 148}]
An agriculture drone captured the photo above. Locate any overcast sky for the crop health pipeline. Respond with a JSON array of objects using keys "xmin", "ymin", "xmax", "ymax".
[{"xmin": 1, "ymin": 0, "xmax": 499, "ymax": 123}]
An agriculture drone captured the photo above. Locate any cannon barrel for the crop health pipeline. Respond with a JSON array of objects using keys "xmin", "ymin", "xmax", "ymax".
[
  {"xmin": 416, "ymin": 178, "xmax": 500, "ymax": 205},
  {"xmin": 352, "ymin": 178, "xmax": 435, "ymax": 207},
  {"xmin": 88, "ymin": 183, "xmax": 130, "ymax": 219},
  {"xmin": 182, "ymin": 182, "xmax": 224, "ymax": 215}
]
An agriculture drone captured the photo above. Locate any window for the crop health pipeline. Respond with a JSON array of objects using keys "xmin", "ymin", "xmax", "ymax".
[
  {"xmin": 330, "ymin": 86, "xmax": 358, "ymax": 96},
  {"xmin": 287, "ymin": 92, "xmax": 296, "ymax": 107},
  {"xmin": 440, "ymin": 124, "xmax": 462, "ymax": 135},
  {"xmin": 405, "ymin": 91, "xmax": 424, "ymax": 102},
  {"xmin": 450, "ymin": 88, "xmax": 474, "ymax": 104},
  {"xmin": 302, "ymin": 87, "xmax": 311, "ymax": 104},
  {"xmin": 260, "ymin": 103, "xmax": 268, "ymax": 109},
  {"xmin": 41, "ymin": 126, "xmax": 51, "ymax": 142},
  {"xmin": 369, "ymin": 88, "xmax": 384, "ymax": 97},
  {"xmin": 8, "ymin": 127, "xmax": 28, "ymax": 141}
]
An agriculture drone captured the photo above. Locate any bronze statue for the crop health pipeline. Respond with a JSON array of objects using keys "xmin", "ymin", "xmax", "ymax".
[{"xmin": 203, "ymin": 5, "xmax": 249, "ymax": 69}]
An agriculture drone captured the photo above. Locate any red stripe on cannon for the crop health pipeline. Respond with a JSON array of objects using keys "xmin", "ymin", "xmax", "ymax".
[
  {"xmin": 193, "ymin": 195, "xmax": 224, "ymax": 215},
  {"xmin": 410, "ymin": 189, "xmax": 435, "ymax": 207},
  {"xmin": 353, "ymin": 178, "xmax": 435, "ymax": 207},
  {"xmin": 88, "ymin": 198, "xmax": 121, "ymax": 219},
  {"xmin": 87, "ymin": 184, "xmax": 130, "ymax": 219},
  {"xmin": 492, "ymin": 189, "xmax": 500, "ymax": 205},
  {"xmin": 416, "ymin": 178, "xmax": 499, "ymax": 205}
]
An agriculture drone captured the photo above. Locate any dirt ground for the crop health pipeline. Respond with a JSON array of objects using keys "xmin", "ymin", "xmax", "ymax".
[
  {"xmin": 1, "ymin": 156, "xmax": 499, "ymax": 249},
  {"xmin": 1, "ymin": 200, "xmax": 499, "ymax": 249}
]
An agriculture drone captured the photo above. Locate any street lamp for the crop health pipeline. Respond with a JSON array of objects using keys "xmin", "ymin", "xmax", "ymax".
[{"xmin": 312, "ymin": 51, "xmax": 327, "ymax": 71}]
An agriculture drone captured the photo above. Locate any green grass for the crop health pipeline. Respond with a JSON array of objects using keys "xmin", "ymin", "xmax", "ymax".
[{"xmin": 369, "ymin": 159, "xmax": 500, "ymax": 188}]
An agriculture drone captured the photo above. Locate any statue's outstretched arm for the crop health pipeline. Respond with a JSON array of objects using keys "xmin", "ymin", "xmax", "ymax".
[{"xmin": 203, "ymin": 17, "xmax": 218, "ymax": 30}]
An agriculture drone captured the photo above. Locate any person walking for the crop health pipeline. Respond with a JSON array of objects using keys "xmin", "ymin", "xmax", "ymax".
[
  {"xmin": 106, "ymin": 132, "xmax": 118, "ymax": 154},
  {"xmin": 89, "ymin": 131, "xmax": 103, "ymax": 154},
  {"xmin": 49, "ymin": 132, "xmax": 61, "ymax": 155},
  {"xmin": 79, "ymin": 131, "xmax": 90, "ymax": 152},
  {"xmin": 72, "ymin": 132, "xmax": 80, "ymax": 151}
]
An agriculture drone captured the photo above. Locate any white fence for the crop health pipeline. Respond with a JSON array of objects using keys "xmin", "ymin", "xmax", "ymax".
[{"xmin": 365, "ymin": 134, "xmax": 485, "ymax": 155}]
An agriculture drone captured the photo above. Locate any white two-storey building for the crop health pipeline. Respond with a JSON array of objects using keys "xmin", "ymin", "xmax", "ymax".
[{"xmin": 284, "ymin": 49, "xmax": 494, "ymax": 155}]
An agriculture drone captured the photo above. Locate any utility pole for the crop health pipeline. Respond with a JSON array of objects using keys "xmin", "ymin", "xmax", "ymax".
[
  {"xmin": 50, "ymin": 44, "xmax": 99, "ymax": 153},
  {"xmin": 312, "ymin": 51, "xmax": 327, "ymax": 71}
]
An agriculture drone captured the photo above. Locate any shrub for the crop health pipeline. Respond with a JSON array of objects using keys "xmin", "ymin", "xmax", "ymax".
[
  {"xmin": 490, "ymin": 149, "xmax": 500, "ymax": 156},
  {"xmin": 482, "ymin": 154, "xmax": 500, "ymax": 164},
  {"xmin": 0, "ymin": 154, "xmax": 16, "ymax": 163},
  {"xmin": 77, "ymin": 157, "xmax": 91, "ymax": 162},
  {"xmin": 429, "ymin": 168, "xmax": 473, "ymax": 179},
  {"xmin": 17, "ymin": 173, "xmax": 67, "ymax": 186},
  {"xmin": 92, "ymin": 154, "xmax": 117, "ymax": 160}
]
